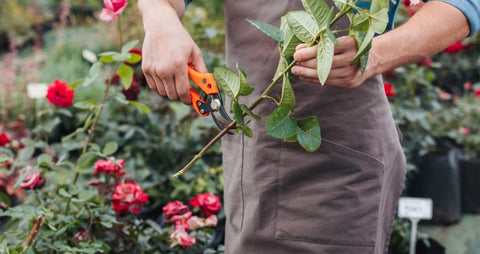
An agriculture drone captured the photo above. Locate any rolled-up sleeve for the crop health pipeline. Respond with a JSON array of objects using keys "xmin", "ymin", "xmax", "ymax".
[{"xmin": 433, "ymin": 0, "xmax": 480, "ymax": 36}]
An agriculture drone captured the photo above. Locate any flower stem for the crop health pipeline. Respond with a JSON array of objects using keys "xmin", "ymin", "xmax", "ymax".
[
  {"xmin": 23, "ymin": 214, "xmax": 44, "ymax": 252},
  {"xmin": 174, "ymin": 6, "xmax": 352, "ymax": 177}
]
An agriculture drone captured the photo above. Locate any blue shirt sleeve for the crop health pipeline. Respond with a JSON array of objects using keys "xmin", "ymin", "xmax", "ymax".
[
  {"xmin": 431, "ymin": 0, "xmax": 480, "ymax": 36},
  {"xmin": 185, "ymin": 0, "xmax": 193, "ymax": 7}
]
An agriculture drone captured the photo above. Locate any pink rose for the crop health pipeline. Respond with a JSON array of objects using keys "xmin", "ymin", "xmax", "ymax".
[
  {"xmin": 186, "ymin": 214, "xmax": 218, "ymax": 230},
  {"xmin": 464, "ymin": 81, "xmax": 473, "ymax": 91},
  {"xmin": 169, "ymin": 225, "xmax": 196, "ymax": 248},
  {"xmin": 111, "ymin": 182, "xmax": 148, "ymax": 214},
  {"xmin": 163, "ymin": 201, "xmax": 190, "ymax": 218},
  {"xmin": 171, "ymin": 211, "xmax": 192, "ymax": 228},
  {"xmin": 438, "ymin": 91, "xmax": 452, "ymax": 100},
  {"xmin": 99, "ymin": 0, "xmax": 127, "ymax": 22},
  {"xmin": 93, "ymin": 157, "xmax": 125, "ymax": 176},
  {"xmin": 186, "ymin": 216, "xmax": 205, "ymax": 230},
  {"xmin": 72, "ymin": 229, "xmax": 93, "ymax": 243},
  {"xmin": 20, "ymin": 171, "xmax": 46, "ymax": 190},
  {"xmin": 189, "ymin": 193, "xmax": 221, "ymax": 217},
  {"xmin": 205, "ymin": 214, "xmax": 218, "ymax": 227},
  {"xmin": 460, "ymin": 127, "xmax": 470, "ymax": 135}
]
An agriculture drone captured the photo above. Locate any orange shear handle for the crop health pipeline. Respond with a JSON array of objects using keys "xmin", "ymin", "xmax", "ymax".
[{"xmin": 188, "ymin": 66, "xmax": 219, "ymax": 116}]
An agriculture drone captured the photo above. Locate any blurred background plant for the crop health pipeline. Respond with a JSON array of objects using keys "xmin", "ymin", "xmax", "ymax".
[{"xmin": 1, "ymin": 0, "xmax": 480, "ymax": 253}]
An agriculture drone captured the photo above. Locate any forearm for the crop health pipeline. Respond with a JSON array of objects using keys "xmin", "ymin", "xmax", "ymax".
[
  {"xmin": 138, "ymin": 0, "xmax": 185, "ymax": 27},
  {"xmin": 367, "ymin": 1, "xmax": 470, "ymax": 77}
]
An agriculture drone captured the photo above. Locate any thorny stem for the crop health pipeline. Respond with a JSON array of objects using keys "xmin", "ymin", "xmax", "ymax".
[
  {"xmin": 66, "ymin": 63, "xmax": 118, "ymax": 214},
  {"xmin": 174, "ymin": 5, "xmax": 353, "ymax": 177},
  {"xmin": 23, "ymin": 214, "xmax": 44, "ymax": 252}
]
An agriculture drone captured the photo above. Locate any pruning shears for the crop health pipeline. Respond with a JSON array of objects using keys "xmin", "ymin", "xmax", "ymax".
[{"xmin": 188, "ymin": 66, "xmax": 234, "ymax": 131}]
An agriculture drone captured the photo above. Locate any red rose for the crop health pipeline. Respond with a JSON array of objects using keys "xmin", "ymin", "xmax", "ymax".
[
  {"xmin": 444, "ymin": 41, "xmax": 464, "ymax": 54},
  {"xmin": 403, "ymin": 0, "xmax": 411, "ymax": 6},
  {"xmin": 474, "ymin": 89, "xmax": 480, "ymax": 97},
  {"xmin": 121, "ymin": 80, "xmax": 141, "ymax": 101},
  {"xmin": 0, "ymin": 133, "xmax": 9, "ymax": 146},
  {"xmin": 189, "ymin": 193, "xmax": 221, "ymax": 217},
  {"xmin": 20, "ymin": 171, "xmax": 46, "ymax": 190},
  {"xmin": 46, "ymin": 80, "xmax": 74, "ymax": 108},
  {"xmin": 106, "ymin": 74, "xmax": 120, "ymax": 86},
  {"xmin": 417, "ymin": 58, "xmax": 432, "ymax": 68},
  {"xmin": 111, "ymin": 182, "xmax": 148, "ymax": 214},
  {"xmin": 383, "ymin": 83, "xmax": 397, "ymax": 98},
  {"xmin": 93, "ymin": 157, "xmax": 126, "ymax": 176},
  {"xmin": 125, "ymin": 48, "xmax": 142, "ymax": 66},
  {"xmin": 72, "ymin": 229, "xmax": 93, "ymax": 243},
  {"xmin": 100, "ymin": 0, "xmax": 128, "ymax": 22},
  {"xmin": 163, "ymin": 201, "xmax": 190, "ymax": 218}
]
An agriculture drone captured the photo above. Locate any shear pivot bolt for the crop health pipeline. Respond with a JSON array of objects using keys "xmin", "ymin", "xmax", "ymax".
[
  {"xmin": 200, "ymin": 109, "xmax": 205, "ymax": 114},
  {"xmin": 197, "ymin": 101, "xmax": 202, "ymax": 106}
]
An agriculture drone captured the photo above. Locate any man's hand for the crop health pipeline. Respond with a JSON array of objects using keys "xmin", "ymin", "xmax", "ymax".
[
  {"xmin": 139, "ymin": 0, "xmax": 207, "ymax": 105},
  {"xmin": 292, "ymin": 36, "xmax": 369, "ymax": 88}
]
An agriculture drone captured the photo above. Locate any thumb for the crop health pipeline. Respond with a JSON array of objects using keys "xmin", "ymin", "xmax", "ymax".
[{"xmin": 190, "ymin": 47, "xmax": 208, "ymax": 73}]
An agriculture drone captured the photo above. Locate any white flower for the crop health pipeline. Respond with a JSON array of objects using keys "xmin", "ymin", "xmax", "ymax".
[
  {"xmin": 26, "ymin": 83, "xmax": 48, "ymax": 99},
  {"xmin": 410, "ymin": 0, "xmax": 421, "ymax": 6}
]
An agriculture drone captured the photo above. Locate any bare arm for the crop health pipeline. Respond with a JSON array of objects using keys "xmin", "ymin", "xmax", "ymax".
[
  {"xmin": 292, "ymin": 1, "xmax": 470, "ymax": 87},
  {"xmin": 138, "ymin": 0, "xmax": 207, "ymax": 104}
]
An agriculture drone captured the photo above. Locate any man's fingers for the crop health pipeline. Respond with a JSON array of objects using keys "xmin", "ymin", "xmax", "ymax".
[
  {"xmin": 291, "ymin": 65, "xmax": 318, "ymax": 80},
  {"xmin": 293, "ymin": 45, "xmax": 317, "ymax": 62},
  {"xmin": 175, "ymin": 66, "xmax": 192, "ymax": 104},
  {"xmin": 296, "ymin": 58, "xmax": 316, "ymax": 69},
  {"xmin": 191, "ymin": 47, "xmax": 208, "ymax": 73},
  {"xmin": 161, "ymin": 76, "xmax": 179, "ymax": 101}
]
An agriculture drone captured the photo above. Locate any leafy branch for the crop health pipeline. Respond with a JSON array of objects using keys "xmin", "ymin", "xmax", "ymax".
[{"xmin": 174, "ymin": 0, "xmax": 390, "ymax": 176}]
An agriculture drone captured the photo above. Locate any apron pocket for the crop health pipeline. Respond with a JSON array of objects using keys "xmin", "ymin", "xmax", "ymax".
[{"xmin": 275, "ymin": 138, "xmax": 384, "ymax": 246}]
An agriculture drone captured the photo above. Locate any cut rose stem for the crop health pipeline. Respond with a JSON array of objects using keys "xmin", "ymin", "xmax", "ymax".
[
  {"xmin": 174, "ymin": 8, "xmax": 351, "ymax": 177},
  {"xmin": 173, "ymin": 60, "xmax": 298, "ymax": 178}
]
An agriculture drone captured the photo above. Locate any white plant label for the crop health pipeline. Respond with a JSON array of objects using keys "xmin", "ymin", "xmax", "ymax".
[{"xmin": 398, "ymin": 197, "xmax": 433, "ymax": 220}]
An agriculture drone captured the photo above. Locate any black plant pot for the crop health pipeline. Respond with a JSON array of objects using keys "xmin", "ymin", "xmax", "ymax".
[
  {"xmin": 460, "ymin": 158, "xmax": 480, "ymax": 213},
  {"xmin": 416, "ymin": 237, "xmax": 446, "ymax": 254},
  {"xmin": 408, "ymin": 145, "xmax": 462, "ymax": 225}
]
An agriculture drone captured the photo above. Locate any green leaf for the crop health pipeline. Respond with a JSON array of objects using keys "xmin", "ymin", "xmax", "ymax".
[
  {"xmin": 353, "ymin": 28, "xmax": 375, "ymax": 63},
  {"xmin": 0, "ymin": 192, "xmax": 11, "ymax": 207},
  {"xmin": 37, "ymin": 154, "xmax": 52, "ymax": 165},
  {"xmin": 286, "ymin": 11, "xmax": 320, "ymax": 43},
  {"xmin": 274, "ymin": 56, "xmax": 287, "ymax": 80},
  {"xmin": 232, "ymin": 101, "xmax": 244, "ymax": 124},
  {"xmin": 102, "ymin": 141, "xmax": 118, "ymax": 156},
  {"xmin": 58, "ymin": 188, "xmax": 71, "ymax": 198},
  {"xmin": 214, "ymin": 67, "xmax": 240, "ymax": 99},
  {"xmin": 280, "ymin": 74, "xmax": 296, "ymax": 108},
  {"xmin": 99, "ymin": 55, "xmax": 115, "ymax": 63},
  {"xmin": 238, "ymin": 124, "xmax": 253, "ymax": 138},
  {"xmin": 316, "ymin": 32, "xmax": 335, "ymax": 85},
  {"xmin": 121, "ymin": 40, "xmax": 139, "ymax": 53},
  {"xmin": 296, "ymin": 116, "xmax": 322, "ymax": 152},
  {"xmin": 370, "ymin": 8, "xmax": 389, "ymax": 34},
  {"xmin": 326, "ymin": 28, "xmax": 340, "ymax": 46},
  {"xmin": 240, "ymin": 104, "xmax": 261, "ymax": 122},
  {"xmin": 74, "ymin": 99, "xmax": 98, "ymax": 110},
  {"xmin": 281, "ymin": 17, "xmax": 303, "ymax": 56},
  {"xmin": 118, "ymin": 64, "xmax": 134, "ymax": 90},
  {"xmin": 237, "ymin": 64, "xmax": 255, "ymax": 96},
  {"xmin": 128, "ymin": 101, "xmax": 151, "ymax": 114},
  {"xmin": 266, "ymin": 106, "xmax": 297, "ymax": 138},
  {"xmin": 125, "ymin": 53, "xmax": 142, "ymax": 65},
  {"xmin": 112, "ymin": 53, "xmax": 131, "ymax": 62},
  {"xmin": 77, "ymin": 152, "xmax": 97, "ymax": 170},
  {"xmin": 89, "ymin": 62, "xmax": 102, "ymax": 79},
  {"xmin": 301, "ymin": 0, "xmax": 330, "ymax": 29},
  {"xmin": 70, "ymin": 79, "xmax": 84, "ymax": 90},
  {"xmin": 284, "ymin": 134, "xmax": 298, "ymax": 142},
  {"xmin": 247, "ymin": 19, "xmax": 284, "ymax": 43}
]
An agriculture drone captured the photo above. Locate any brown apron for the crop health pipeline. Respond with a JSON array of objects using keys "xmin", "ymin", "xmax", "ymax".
[{"xmin": 221, "ymin": 1, "xmax": 406, "ymax": 253}]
